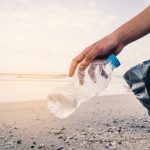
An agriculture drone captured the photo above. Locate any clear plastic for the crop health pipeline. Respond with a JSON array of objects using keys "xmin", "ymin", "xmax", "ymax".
[{"xmin": 47, "ymin": 60, "xmax": 114, "ymax": 119}]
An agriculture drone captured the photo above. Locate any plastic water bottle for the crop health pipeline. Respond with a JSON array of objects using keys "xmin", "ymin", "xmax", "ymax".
[{"xmin": 47, "ymin": 54, "xmax": 120, "ymax": 119}]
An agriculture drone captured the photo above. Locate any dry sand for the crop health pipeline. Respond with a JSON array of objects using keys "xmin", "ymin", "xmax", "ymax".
[{"xmin": 0, "ymin": 94, "xmax": 150, "ymax": 150}]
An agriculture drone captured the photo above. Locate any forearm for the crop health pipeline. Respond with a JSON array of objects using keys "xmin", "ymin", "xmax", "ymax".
[{"xmin": 114, "ymin": 5, "xmax": 150, "ymax": 46}]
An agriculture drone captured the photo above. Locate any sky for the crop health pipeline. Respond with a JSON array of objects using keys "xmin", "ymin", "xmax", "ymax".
[{"xmin": 0, "ymin": 0, "xmax": 149, "ymax": 74}]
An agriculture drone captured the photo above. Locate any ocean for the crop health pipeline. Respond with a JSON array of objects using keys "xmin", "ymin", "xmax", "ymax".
[{"xmin": 0, "ymin": 73, "xmax": 129, "ymax": 103}]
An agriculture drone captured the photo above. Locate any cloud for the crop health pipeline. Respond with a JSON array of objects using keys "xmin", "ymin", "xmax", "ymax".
[{"xmin": 0, "ymin": 0, "xmax": 149, "ymax": 73}]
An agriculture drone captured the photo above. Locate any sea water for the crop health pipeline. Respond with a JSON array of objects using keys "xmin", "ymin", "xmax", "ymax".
[{"xmin": 0, "ymin": 73, "xmax": 127, "ymax": 104}]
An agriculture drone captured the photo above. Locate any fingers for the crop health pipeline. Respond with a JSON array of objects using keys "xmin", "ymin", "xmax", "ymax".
[
  {"xmin": 69, "ymin": 34, "xmax": 124, "ymax": 78},
  {"xmin": 101, "ymin": 65, "xmax": 108, "ymax": 79},
  {"xmin": 78, "ymin": 45, "xmax": 100, "ymax": 84},
  {"xmin": 69, "ymin": 53, "xmax": 84, "ymax": 77},
  {"xmin": 78, "ymin": 54, "xmax": 94, "ymax": 71},
  {"xmin": 69, "ymin": 42, "xmax": 101, "ymax": 76},
  {"xmin": 79, "ymin": 44, "xmax": 101, "ymax": 71},
  {"xmin": 88, "ymin": 63, "xmax": 97, "ymax": 83},
  {"xmin": 69, "ymin": 57, "xmax": 80, "ymax": 77},
  {"xmin": 78, "ymin": 69, "xmax": 85, "ymax": 85},
  {"xmin": 69, "ymin": 47, "xmax": 91, "ymax": 77}
]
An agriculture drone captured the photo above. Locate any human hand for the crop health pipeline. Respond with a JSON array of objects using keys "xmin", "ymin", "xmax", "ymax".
[{"xmin": 69, "ymin": 33, "xmax": 124, "ymax": 77}]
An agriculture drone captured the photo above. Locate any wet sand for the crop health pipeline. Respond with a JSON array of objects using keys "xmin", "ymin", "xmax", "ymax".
[{"xmin": 0, "ymin": 94, "xmax": 150, "ymax": 150}]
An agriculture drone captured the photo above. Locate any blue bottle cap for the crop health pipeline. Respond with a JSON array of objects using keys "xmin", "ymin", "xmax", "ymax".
[{"xmin": 108, "ymin": 54, "xmax": 121, "ymax": 68}]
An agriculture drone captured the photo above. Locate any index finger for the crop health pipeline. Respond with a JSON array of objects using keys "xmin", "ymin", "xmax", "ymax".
[
  {"xmin": 69, "ymin": 48, "xmax": 90, "ymax": 77},
  {"xmin": 69, "ymin": 53, "xmax": 85, "ymax": 77}
]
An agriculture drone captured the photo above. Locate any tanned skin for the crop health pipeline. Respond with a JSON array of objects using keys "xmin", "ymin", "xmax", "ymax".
[{"xmin": 69, "ymin": 6, "xmax": 150, "ymax": 77}]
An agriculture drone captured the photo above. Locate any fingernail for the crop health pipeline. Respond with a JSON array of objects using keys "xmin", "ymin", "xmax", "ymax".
[{"xmin": 79, "ymin": 65, "xmax": 84, "ymax": 71}]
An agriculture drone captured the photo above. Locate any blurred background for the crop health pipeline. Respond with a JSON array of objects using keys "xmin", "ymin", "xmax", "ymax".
[
  {"xmin": 0, "ymin": 0, "xmax": 149, "ymax": 74},
  {"xmin": 0, "ymin": 0, "xmax": 149, "ymax": 102}
]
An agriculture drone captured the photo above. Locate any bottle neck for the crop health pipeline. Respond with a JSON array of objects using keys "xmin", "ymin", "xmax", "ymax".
[
  {"xmin": 107, "ymin": 54, "xmax": 120, "ymax": 69},
  {"xmin": 108, "ymin": 61, "xmax": 115, "ymax": 70}
]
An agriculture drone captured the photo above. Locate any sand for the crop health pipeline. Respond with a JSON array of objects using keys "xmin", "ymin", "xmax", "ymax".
[{"xmin": 0, "ymin": 94, "xmax": 150, "ymax": 150}]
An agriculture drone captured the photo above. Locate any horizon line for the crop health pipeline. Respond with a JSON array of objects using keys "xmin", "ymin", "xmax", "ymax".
[{"xmin": 0, "ymin": 72, "xmax": 68, "ymax": 77}]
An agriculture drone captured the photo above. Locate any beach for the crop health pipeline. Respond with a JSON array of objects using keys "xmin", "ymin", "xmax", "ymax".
[
  {"xmin": 0, "ymin": 0, "xmax": 150, "ymax": 149},
  {"xmin": 0, "ymin": 94, "xmax": 150, "ymax": 150}
]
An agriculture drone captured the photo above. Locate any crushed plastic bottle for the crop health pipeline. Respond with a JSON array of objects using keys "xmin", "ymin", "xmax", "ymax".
[{"xmin": 47, "ymin": 54, "xmax": 121, "ymax": 119}]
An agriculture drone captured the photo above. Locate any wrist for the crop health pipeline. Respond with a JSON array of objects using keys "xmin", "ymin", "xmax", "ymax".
[{"xmin": 113, "ymin": 29, "xmax": 128, "ymax": 47}]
